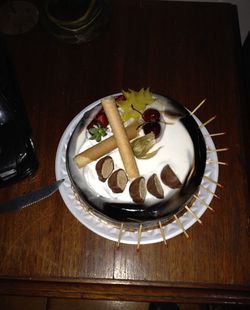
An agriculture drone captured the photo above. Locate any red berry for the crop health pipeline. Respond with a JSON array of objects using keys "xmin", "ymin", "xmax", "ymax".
[
  {"xmin": 87, "ymin": 109, "xmax": 109, "ymax": 130},
  {"xmin": 95, "ymin": 111, "xmax": 109, "ymax": 127},
  {"xmin": 142, "ymin": 122, "xmax": 161, "ymax": 138},
  {"xmin": 142, "ymin": 108, "xmax": 160, "ymax": 122}
]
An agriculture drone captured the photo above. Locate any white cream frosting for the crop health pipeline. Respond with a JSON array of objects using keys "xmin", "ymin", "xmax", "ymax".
[{"xmin": 77, "ymin": 97, "xmax": 194, "ymax": 205}]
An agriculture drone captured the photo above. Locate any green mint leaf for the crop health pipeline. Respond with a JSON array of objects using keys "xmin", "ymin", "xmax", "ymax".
[{"xmin": 88, "ymin": 124, "xmax": 107, "ymax": 142}]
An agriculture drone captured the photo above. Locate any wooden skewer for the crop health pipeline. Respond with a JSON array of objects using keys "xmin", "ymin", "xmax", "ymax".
[
  {"xmin": 190, "ymin": 98, "xmax": 206, "ymax": 115},
  {"xmin": 200, "ymin": 184, "xmax": 220, "ymax": 199},
  {"xmin": 117, "ymin": 223, "xmax": 124, "ymax": 249},
  {"xmin": 203, "ymin": 175, "xmax": 224, "ymax": 188},
  {"xmin": 206, "ymin": 132, "xmax": 226, "ymax": 137},
  {"xmin": 207, "ymin": 147, "xmax": 229, "ymax": 153},
  {"xmin": 158, "ymin": 221, "xmax": 167, "ymax": 245},
  {"xmin": 193, "ymin": 194, "xmax": 215, "ymax": 212},
  {"xmin": 136, "ymin": 224, "xmax": 142, "ymax": 251},
  {"xmin": 185, "ymin": 205, "xmax": 203, "ymax": 225},
  {"xmin": 206, "ymin": 160, "xmax": 228, "ymax": 166},
  {"xmin": 199, "ymin": 115, "xmax": 216, "ymax": 128},
  {"xmin": 174, "ymin": 215, "xmax": 189, "ymax": 239}
]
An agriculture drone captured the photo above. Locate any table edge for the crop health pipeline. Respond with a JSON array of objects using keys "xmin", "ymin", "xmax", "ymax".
[{"xmin": 0, "ymin": 278, "xmax": 249, "ymax": 304}]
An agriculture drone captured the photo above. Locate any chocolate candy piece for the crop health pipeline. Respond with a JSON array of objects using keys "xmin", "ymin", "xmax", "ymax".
[
  {"xmin": 108, "ymin": 169, "xmax": 128, "ymax": 193},
  {"xmin": 147, "ymin": 173, "xmax": 164, "ymax": 199},
  {"xmin": 160, "ymin": 165, "xmax": 182, "ymax": 189},
  {"xmin": 96, "ymin": 156, "xmax": 114, "ymax": 182},
  {"xmin": 129, "ymin": 177, "xmax": 146, "ymax": 204}
]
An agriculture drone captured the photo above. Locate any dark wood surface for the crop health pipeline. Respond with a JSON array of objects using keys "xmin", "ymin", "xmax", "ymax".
[{"xmin": 0, "ymin": 0, "xmax": 250, "ymax": 304}]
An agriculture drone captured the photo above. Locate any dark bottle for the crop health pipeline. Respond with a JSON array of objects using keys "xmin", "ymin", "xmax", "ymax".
[{"xmin": 0, "ymin": 42, "xmax": 38, "ymax": 187}]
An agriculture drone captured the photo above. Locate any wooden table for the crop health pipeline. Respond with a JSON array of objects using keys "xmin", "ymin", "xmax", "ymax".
[{"xmin": 0, "ymin": 0, "xmax": 250, "ymax": 305}]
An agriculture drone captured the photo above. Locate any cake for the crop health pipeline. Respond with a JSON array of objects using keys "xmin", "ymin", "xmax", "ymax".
[{"xmin": 66, "ymin": 89, "xmax": 206, "ymax": 226}]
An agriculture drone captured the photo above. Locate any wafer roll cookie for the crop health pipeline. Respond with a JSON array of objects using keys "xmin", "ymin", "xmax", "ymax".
[
  {"xmin": 102, "ymin": 97, "xmax": 140, "ymax": 179},
  {"xmin": 74, "ymin": 121, "xmax": 139, "ymax": 168}
]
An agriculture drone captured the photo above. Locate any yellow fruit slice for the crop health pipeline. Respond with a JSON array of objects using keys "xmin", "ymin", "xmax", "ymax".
[{"xmin": 117, "ymin": 88, "xmax": 153, "ymax": 122}]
